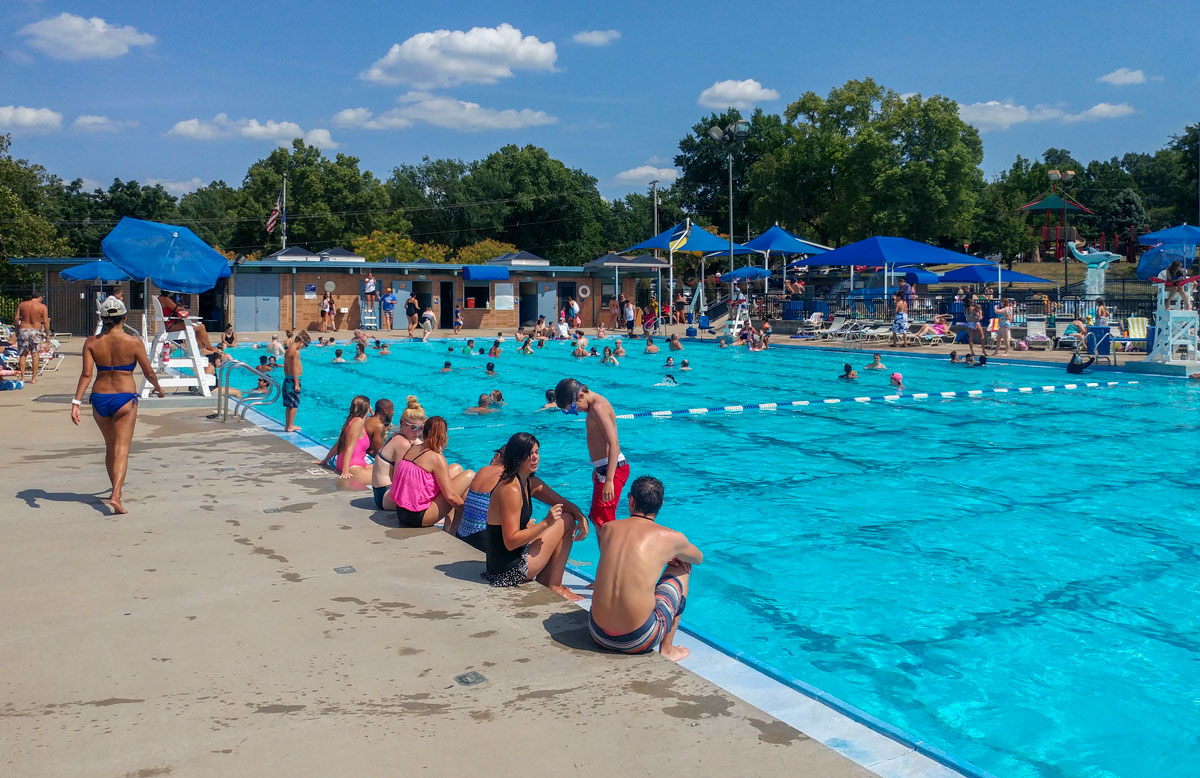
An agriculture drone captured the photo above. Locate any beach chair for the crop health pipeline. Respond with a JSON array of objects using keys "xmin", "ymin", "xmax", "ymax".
[
  {"xmin": 144, "ymin": 296, "xmax": 215, "ymax": 398},
  {"xmin": 1024, "ymin": 315, "xmax": 1052, "ymax": 350},
  {"xmin": 1053, "ymin": 321, "xmax": 1083, "ymax": 351},
  {"xmin": 1111, "ymin": 317, "xmax": 1148, "ymax": 353},
  {"xmin": 800, "ymin": 312, "xmax": 824, "ymax": 331}
]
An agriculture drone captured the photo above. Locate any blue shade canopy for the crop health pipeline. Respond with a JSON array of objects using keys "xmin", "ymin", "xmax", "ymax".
[
  {"xmin": 743, "ymin": 225, "xmax": 828, "ymax": 255},
  {"xmin": 462, "ymin": 265, "xmax": 509, "ymax": 281},
  {"xmin": 787, "ymin": 236, "xmax": 994, "ymax": 268},
  {"xmin": 938, "ymin": 265, "xmax": 1054, "ymax": 284},
  {"xmin": 721, "ymin": 266, "xmax": 772, "ymax": 281},
  {"xmin": 622, "ymin": 221, "xmax": 755, "ymax": 255},
  {"xmin": 900, "ymin": 267, "xmax": 939, "ymax": 284},
  {"xmin": 101, "ymin": 217, "xmax": 228, "ymax": 293},
  {"xmin": 59, "ymin": 260, "xmax": 131, "ymax": 283},
  {"xmin": 1138, "ymin": 225, "xmax": 1200, "ymax": 246}
]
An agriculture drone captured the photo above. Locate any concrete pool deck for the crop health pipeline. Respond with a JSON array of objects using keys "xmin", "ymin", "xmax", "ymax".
[{"xmin": 0, "ymin": 357, "xmax": 895, "ymax": 778}]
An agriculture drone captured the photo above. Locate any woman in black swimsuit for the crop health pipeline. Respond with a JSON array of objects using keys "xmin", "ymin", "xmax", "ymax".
[
  {"xmin": 223, "ymin": 324, "xmax": 236, "ymax": 347},
  {"xmin": 483, "ymin": 432, "xmax": 579, "ymax": 600}
]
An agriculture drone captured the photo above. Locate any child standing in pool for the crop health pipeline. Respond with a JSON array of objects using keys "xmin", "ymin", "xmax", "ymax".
[{"xmin": 554, "ymin": 377, "xmax": 627, "ymax": 534}]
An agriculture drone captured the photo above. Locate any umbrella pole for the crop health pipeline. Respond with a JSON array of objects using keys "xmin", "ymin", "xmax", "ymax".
[{"xmin": 668, "ymin": 248, "xmax": 674, "ymax": 328}]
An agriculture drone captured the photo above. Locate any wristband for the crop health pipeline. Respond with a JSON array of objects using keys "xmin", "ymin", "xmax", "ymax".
[{"xmin": 71, "ymin": 399, "xmax": 82, "ymax": 406}]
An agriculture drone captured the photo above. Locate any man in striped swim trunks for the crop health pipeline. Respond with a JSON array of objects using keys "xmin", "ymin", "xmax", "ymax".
[{"xmin": 588, "ymin": 476, "xmax": 703, "ymax": 661}]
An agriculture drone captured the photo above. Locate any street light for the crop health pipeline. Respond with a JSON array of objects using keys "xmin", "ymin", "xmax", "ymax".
[{"xmin": 707, "ymin": 119, "xmax": 752, "ymax": 299}]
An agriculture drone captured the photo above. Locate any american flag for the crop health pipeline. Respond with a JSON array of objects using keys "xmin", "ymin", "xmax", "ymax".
[{"xmin": 265, "ymin": 188, "xmax": 283, "ymax": 234}]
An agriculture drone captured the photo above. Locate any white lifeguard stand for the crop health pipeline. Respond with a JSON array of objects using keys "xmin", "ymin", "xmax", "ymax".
[
  {"xmin": 142, "ymin": 296, "xmax": 216, "ymax": 397},
  {"xmin": 1144, "ymin": 283, "xmax": 1199, "ymax": 365}
]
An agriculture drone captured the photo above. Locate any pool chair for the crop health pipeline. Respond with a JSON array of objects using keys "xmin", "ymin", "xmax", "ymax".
[
  {"xmin": 799, "ymin": 312, "xmax": 824, "ymax": 331},
  {"xmin": 1111, "ymin": 317, "xmax": 1148, "ymax": 354},
  {"xmin": 1024, "ymin": 315, "xmax": 1053, "ymax": 350},
  {"xmin": 1053, "ymin": 321, "xmax": 1086, "ymax": 351},
  {"xmin": 816, "ymin": 316, "xmax": 849, "ymax": 340}
]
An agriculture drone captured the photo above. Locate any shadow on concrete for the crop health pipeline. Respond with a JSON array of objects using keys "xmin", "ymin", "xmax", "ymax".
[
  {"xmin": 15, "ymin": 488, "xmax": 110, "ymax": 516},
  {"xmin": 543, "ymin": 610, "xmax": 610, "ymax": 656},
  {"xmin": 435, "ymin": 560, "xmax": 486, "ymax": 584}
]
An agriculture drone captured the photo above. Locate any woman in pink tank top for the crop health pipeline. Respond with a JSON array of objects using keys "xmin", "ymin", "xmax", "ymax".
[{"xmin": 388, "ymin": 416, "xmax": 475, "ymax": 529}]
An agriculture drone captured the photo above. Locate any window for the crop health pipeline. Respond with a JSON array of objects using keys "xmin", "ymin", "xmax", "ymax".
[
  {"xmin": 464, "ymin": 283, "xmax": 490, "ymax": 310},
  {"xmin": 601, "ymin": 282, "xmax": 615, "ymax": 305}
]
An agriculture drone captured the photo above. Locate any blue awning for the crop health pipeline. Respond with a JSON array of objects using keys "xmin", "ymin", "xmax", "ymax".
[{"xmin": 462, "ymin": 265, "xmax": 509, "ymax": 281}]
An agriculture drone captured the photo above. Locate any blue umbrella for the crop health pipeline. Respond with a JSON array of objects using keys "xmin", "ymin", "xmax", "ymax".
[
  {"xmin": 1138, "ymin": 225, "xmax": 1200, "ymax": 246},
  {"xmin": 722, "ymin": 266, "xmax": 772, "ymax": 281},
  {"xmin": 938, "ymin": 265, "xmax": 1054, "ymax": 284},
  {"xmin": 786, "ymin": 236, "xmax": 993, "ymax": 268},
  {"xmin": 900, "ymin": 267, "xmax": 939, "ymax": 284},
  {"xmin": 1137, "ymin": 244, "xmax": 1189, "ymax": 281},
  {"xmin": 101, "ymin": 217, "xmax": 228, "ymax": 293},
  {"xmin": 622, "ymin": 221, "xmax": 756, "ymax": 255},
  {"xmin": 59, "ymin": 260, "xmax": 132, "ymax": 283}
]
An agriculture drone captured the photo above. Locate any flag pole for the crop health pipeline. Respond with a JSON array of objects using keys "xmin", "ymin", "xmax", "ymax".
[{"xmin": 281, "ymin": 174, "xmax": 288, "ymax": 250}]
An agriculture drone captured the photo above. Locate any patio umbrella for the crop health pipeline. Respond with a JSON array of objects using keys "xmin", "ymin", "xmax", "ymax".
[
  {"xmin": 1137, "ymin": 224, "xmax": 1200, "ymax": 246},
  {"xmin": 722, "ymin": 266, "xmax": 771, "ymax": 281},
  {"xmin": 1137, "ymin": 244, "xmax": 1190, "ymax": 281},
  {"xmin": 59, "ymin": 260, "xmax": 132, "ymax": 283},
  {"xmin": 101, "ymin": 217, "xmax": 228, "ymax": 293},
  {"xmin": 788, "ymin": 236, "xmax": 993, "ymax": 298},
  {"xmin": 624, "ymin": 220, "xmax": 755, "ymax": 317}
]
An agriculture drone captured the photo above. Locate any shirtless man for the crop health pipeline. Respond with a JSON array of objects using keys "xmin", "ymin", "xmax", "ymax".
[
  {"xmin": 282, "ymin": 335, "xmax": 305, "ymax": 432},
  {"xmin": 643, "ymin": 335, "xmax": 659, "ymax": 355},
  {"xmin": 589, "ymin": 476, "xmax": 702, "ymax": 661},
  {"xmin": 364, "ymin": 398, "xmax": 393, "ymax": 456},
  {"xmin": 465, "ymin": 394, "xmax": 498, "ymax": 415},
  {"xmin": 14, "ymin": 292, "xmax": 51, "ymax": 383},
  {"xmin": 554, "ymin": 377, "xmax": 627, "ymax": 533}
]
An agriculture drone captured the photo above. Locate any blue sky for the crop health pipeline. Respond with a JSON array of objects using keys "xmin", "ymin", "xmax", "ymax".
[{"xmin": 2, "ymin": 0, "xmax": 1196, "ymax": 203}]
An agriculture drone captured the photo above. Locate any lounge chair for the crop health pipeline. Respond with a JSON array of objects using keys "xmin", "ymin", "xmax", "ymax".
[
  {"xmin": 144, "ymin": 295, "xmax": 215, "ymax": 398},
  {"xmin": 1054, "ymin": 321, "xmax": 1087, "ymax": 351},
  {"xmin": 816, "ymin": 316, "xmax": 849, "ymax": 340},
  {"xmin": 1111, "ymin": 317, "xmax": 1148, "ymax": 354},
  {"xmin": 1024, "ymin": 315, "xmax": 1052, "ymax": 350},
  {"xmin": 799, "ymin": 312, "xmax": 824, "ymax": 330}
]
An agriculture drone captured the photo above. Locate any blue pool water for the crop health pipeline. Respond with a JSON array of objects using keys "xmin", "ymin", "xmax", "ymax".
[{"xmin": 230, "ymin": 338, "xmax": 1200, "ymax": 778}]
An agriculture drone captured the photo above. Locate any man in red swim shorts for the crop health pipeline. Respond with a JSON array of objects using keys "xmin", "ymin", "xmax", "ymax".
[{"xmin": 554, "ymin": 378, "xmax": 628, "ymax": 531}]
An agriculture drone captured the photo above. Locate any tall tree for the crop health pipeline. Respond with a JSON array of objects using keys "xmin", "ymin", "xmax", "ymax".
[{"xmin": 0, "ymin": 135, "xmax": 70, "ymax": 280}]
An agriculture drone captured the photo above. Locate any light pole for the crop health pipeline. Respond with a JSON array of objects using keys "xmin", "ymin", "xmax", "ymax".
[{"xmin": 707, "ymin": 119, "xmax": 751, "ymax": 302}]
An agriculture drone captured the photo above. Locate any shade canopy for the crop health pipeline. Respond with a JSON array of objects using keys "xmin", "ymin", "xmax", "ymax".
[
  {"xmin": 584, "ymin": 252, "xmax": 669, "ymax": 270},
  {"xmin": 938, "ymin": 265, "xmax": 1054, "ymax": 285},
  {"xmin": 721, "ymin": 266, "xmax": 772, "ymax": 281},
  {"xmin": 1020, "ymin": 192, "xmax": 1094, "ymax": 214},
  {"xmin": 59, "ymin": 260, "xmax": 132, "ymax": 283},
  {"xmin": 743, "ymin": 225, "xmax": 828, "ymax": 256},
  {"xmin": 462, "ymin": 265, "xmax": 509, "ymax": 281},
  {"xmin": 787, "ymin": 236, "xmax": 995, "ymax": 268},
  {"xmin": 1138, "ymin": 225, "xmax": 1200, "ymax": 246},
  {"xmin": 102, "ymin": 217, "xmax": 229, "ymax": 293},
  {"xmin": 901, "ymin": 267, "xmax": 939, "ymax": 284},
  {"xmin": 622, "ymin": 221, "xmax": 754, "ymax": 255}
]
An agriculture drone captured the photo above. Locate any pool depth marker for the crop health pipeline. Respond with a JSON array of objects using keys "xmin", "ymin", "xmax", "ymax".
[{"xmin": 614, "ymin": 380, "xmax": 1139, "ymax": 420}]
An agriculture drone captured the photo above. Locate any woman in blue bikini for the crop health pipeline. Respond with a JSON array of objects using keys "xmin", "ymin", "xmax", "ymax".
[{"xmin": 71, "ymin": 298, "xmax": 164, "ymax": 515}]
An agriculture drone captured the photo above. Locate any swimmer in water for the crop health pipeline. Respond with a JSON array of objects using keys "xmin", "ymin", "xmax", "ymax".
[{"xmin": 838, "ymin": 363, "xmax": 857, "ymax": 380}]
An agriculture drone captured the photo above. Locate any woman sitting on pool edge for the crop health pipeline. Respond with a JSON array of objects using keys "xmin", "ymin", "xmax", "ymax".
[
  {"xmin": 483, "ymin": 432, "xmax": 584, "ymax": 601},
  {"xmin": 389, "ymin": 416, "xmax": 473, "ymax": 529},
  {"xmin": 317, "ymin": 395, "xmax": 374, "ymax": 485},
  {"xmin": 456, "ymin": 445, "xmax": 587, "ymax": 557},
  {"xmin": 372, "ymin": 396, "xmax": 425, "ymax": 511}
]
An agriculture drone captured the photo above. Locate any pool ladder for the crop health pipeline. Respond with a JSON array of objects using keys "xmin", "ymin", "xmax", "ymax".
[{"xmin": 216, "ymin": 359, "xmax": 282, "ymax": 423}]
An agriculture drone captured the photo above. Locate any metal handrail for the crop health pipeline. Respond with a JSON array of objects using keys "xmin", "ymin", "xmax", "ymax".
[{"xmin": 217, "ymin": 359, "xmax": 282, "ymax": 422}]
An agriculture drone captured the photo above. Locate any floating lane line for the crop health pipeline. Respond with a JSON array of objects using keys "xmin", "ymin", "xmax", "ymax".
[{"xmin": 613, "ymin": 381, "xmax": 1139, "ymax": 420}]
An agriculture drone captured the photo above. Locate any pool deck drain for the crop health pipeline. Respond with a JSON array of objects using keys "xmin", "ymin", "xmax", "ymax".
[{"xmin": 0, "ymin": 346, "xmax": 1003, "ymax": 778}]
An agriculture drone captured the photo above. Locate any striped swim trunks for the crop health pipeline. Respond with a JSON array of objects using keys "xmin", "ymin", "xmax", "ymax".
[{"xmin": 589, "ymin": 574, "xmax": 686, "ymax": 654}]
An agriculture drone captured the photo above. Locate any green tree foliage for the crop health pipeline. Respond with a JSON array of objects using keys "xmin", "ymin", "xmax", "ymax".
[
  {"xmin": 352, "ymin": 230, "xmax": 451, "ymax": 263},
  {"xmin": 454, "ymin": 238, "xmax": 518, "ymax": 264},
  {"xmin": 605, "ymin": 184, "xmax": 687, "ymax": 254},
  {"xmin": 179, "ymin": 181, "xmax": 241, "ymax": 249},
  {"xmin": 1103, "ymin": 188, "xmax": 1148, "ymax": 237},
  {"xmin": 1167, "ymin": 123, "xmax": 1198, "ymax": 227},
  {"xmin": 747, "ymin": 80, "xmax": 983, "ymax": 247},
  {"xmin": 0, "ymin": 135, "xmax": 70, "ymax": 282},
  {"xmin": 673, "ymin": 108, "xmax": 787, "ymax": 236}
]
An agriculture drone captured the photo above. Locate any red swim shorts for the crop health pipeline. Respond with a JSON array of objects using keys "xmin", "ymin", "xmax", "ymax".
[{"xmin": 589, "ymin": 460, "xmax": 630, "ymax": 528}]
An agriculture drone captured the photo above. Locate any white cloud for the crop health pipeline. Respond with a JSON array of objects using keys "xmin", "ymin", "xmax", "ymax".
[
  {"xmin": 1097, "ymin": 67, "xmax": 1145, "ymax": 86},
  {"xmin": 959, "ymin": 99, "xmax": 1135, "ymax": 131},
  {"xmin": 362, "ymin": 23, "xmax": 556, "ymax": 88},
  {"xmin": 167, "ymin": 113, "xmax": 337, "ymax": 147},
  {"xmin": 146, "ymin": 177, "xmax": 204, "ymax": 196},
  {"xmin": 78, "ymin": 178, "xmax": 103, "ymax": 192},
  {"xmin": 573, "ymin": 29, "xmax": 621, "ymax": 46},
  {"xmin": 614, "ymin": 166, "xmax": 678, "ymax": 186},
  {"xmin": 698, "ymin": 79, "xmax": 779, "ymax": 110},
  {"xmin": 645, "ymin": 154, "xmax": 673, "ymax": 166},
  {"xmin": 337, "ymin": 95, "xmax": 555, "ymax": 132},
  {"xmin": 1062, "ymin": 102, "xmax": 1134, "ymax": 123},
  {"xmin": 19, "ymin": 12, "xmax": 154, "ymax": 60},
  {"xmin": 0, "ymin": 105, "xmax": 63, "ymax": 133},
  {"xmin": 957, "ymin": 100, "xmax": 1063, "ymax": 132},
  {"xmin": 71, "ymin": 114, "xmax": 136, "ymax": 132}
]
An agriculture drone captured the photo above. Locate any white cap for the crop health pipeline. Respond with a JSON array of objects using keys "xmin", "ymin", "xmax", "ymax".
[{"xmin": 100, "ymin": 296, "xmax": 127, "ymax": 316}]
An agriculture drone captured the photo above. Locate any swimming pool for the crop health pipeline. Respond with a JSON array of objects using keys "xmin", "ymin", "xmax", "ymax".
[{"xmin": 230, "ymin": 338, "xmax": 1200, "ymax": 778}]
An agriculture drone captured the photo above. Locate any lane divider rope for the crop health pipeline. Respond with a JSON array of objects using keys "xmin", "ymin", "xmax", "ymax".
[{"xmin": 614, "ymin": 380, "xmax": 1139, "ymax": 420}]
